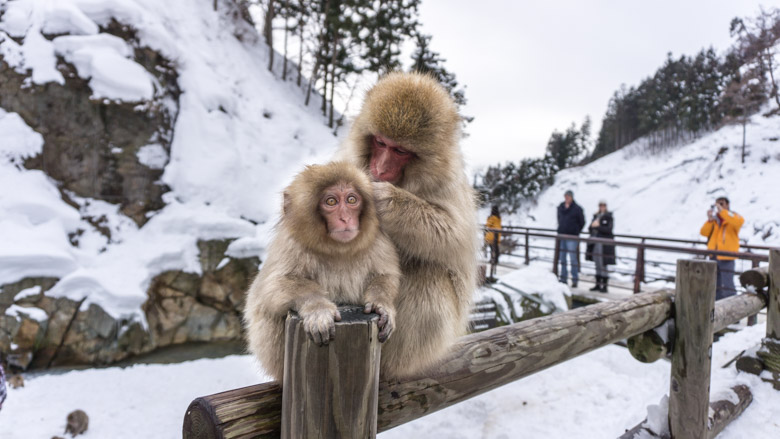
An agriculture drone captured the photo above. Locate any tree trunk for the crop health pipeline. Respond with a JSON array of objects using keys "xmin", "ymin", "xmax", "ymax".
[
  {"xmin": 265, "ymin": 0, "xmax": 275, "ymax": 72},
  {"xmin": 296, "ymin": 0, "xmax": 305, "ymax": 87},
  {"xmin": 282, "ymin": 0, "xmax": 290, "ymax": 80},
  {"xmin": 764, "ymin": 48, "xmax": 780, "ymax": 108}
]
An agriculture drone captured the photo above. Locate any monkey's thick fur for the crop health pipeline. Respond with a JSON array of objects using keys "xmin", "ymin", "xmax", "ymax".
[
  {"xmin": 243, "ymin": 161, "xmax": 400, "ymax": 381},
  {"xmin": 340, "ymin": 72, "xmax": 479, "ymax": 378}
]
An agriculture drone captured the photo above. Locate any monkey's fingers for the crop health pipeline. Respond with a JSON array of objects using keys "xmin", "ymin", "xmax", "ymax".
[
  {"xmin": 378, "ymin": 320, "xmax": 394, "ymax": 343},
  {"xmin": 334, "ymin": 309, "xmax": 342, "ymax": 321},
  {"xmin": 375, "ymin": 307, "xmax": 388, "ymax": 328},
  {"xmin": 329, "ymin": 320, "xmax": 336, "ymax": 341},
  {"xmin": 363, "ymin": 303, "xmax": 373, "ymax": 314}
]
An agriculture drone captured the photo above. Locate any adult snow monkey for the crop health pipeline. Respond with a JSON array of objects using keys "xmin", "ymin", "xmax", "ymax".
[
  {"xmin": 339, "ymin": 72, "xmax": 479, "ymax": 378},
  {"xmin": 243, "ymin": 161, "xmax": 400, "ymax": 381}
]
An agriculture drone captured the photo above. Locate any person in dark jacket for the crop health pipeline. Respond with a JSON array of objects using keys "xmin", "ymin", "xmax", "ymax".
[
  {"xmin": 585, "ymin": 200, "xmax": 615, "ymax": 292},
  {"xmin": 557, "ymin": 190, "xmax": 585, "ymax": 287}
]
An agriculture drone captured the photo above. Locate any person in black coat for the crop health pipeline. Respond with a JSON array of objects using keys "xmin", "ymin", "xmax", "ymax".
[
  {"xmin": 557, "ymin": 190, "xmax": 585, "ymax": 287},
  {"xmin": 585, "ymin": 200, "xmax": 615, "ymax": 292}
]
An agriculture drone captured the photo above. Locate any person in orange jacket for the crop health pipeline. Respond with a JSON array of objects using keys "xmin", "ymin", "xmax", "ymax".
[
  {"xmin": 700, "ymin": 196, "xmax": 744, "ymax": 300},
  {"xmin": 485, "ymin": 205, "xmax": 501, "ymax": 280}
]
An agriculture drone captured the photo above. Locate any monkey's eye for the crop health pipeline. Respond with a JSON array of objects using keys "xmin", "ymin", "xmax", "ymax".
[
  {"xmin": 393, "ymin": 147, "xmax": 409, "ymax": 156},
  {"xmin": 347, "ymin": 195, "xmax": 358, "ymax": 204},
  {"xmin": 325, "ymin": 197, "xmax": 337, "ymax": 206},
  {"xmin": 375, "ymin": 138, "xmax": 386, "ymax": 147}
]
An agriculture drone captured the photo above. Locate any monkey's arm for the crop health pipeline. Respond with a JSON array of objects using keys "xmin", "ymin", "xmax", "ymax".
[
  {"xmin": 373, "ymin": 182, "xmax": 470, "ymax": 265},
  {"xmin": 286, "ymin": 275, "xmax": 342, "ymax": 346},
  {"xmin": 261, "ymin": 272, "xmax": 342, "ymax": 346},
  {"xmin": 363, "ymin": 274, "xmax": 398, "ymax": 343}
]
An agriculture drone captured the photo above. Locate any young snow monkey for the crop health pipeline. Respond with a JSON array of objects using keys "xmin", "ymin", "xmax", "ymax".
[{"xmin": 243, "ymin": 161, "xmax": 400, "ymax": 381}]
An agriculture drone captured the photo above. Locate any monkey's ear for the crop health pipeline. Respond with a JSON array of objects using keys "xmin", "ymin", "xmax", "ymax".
[{"xmin": 283, "ymin": 191, "xmax": 291, "ymax": 216}]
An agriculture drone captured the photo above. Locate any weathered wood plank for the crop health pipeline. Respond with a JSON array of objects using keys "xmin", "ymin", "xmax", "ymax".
[
  {"xmin": 669, "ymin": 259, "xmax": 717, "ymax": 439},
  {"xmin": 707, "ymin": 385, "xmax": 753, "ymax": 438},
  {"xmin": 627, "ymin": 323, "xmax": 669, "ymax": 363},
  {"xmin": 618, "ymin": 385, "xmax": 752, "ymax": 439},
  {"xmin": 183, "ymin": 290, "xmax": 674, "ymax": 438},
  {"xmin": 768, "ymin": 250, "xmax": 780, "ymax": 341},
  {"xmin": 183, "ymin": 382, "xmax": 282, "ymax": 439},
  {"xmin": 713, "ymin": 293, "xmax": 766, "ymax": 333},
  {"xmin": 281, "ymin": 307, "xmax": 380, "ymax": 439},
  {"xmin": 626, "ymin": 291, "xmax": 766, "ymax": 364},
  {"xmin": 739, "ymin": 266, "xmax": 769, "ymax": 292}
]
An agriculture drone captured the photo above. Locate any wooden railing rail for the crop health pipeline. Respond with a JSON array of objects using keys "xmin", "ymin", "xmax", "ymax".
[{"xmin": 183, "ymin": 255, "xmax": 779, "ymax": 438}]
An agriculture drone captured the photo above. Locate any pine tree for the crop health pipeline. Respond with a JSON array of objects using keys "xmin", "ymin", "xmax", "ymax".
[{"xmin": 410, "ymin": 32, "xmax": 472, "ymax": 124}]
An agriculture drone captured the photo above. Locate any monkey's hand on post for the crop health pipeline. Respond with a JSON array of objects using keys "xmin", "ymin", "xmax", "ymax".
[
  {"xmin": 363, "ymin": 302, "xmax": 395, "ymax": 343},
  {"xmin": 298, "ymin": 296, "xmax": 342, "ymax": 346}
]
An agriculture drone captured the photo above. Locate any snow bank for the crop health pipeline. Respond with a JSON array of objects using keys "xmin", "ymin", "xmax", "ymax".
[
  {"xmin": 519, "ymin": 112, "xmax": 780, "ymax": 248},
  {"xmin": 53, "ymin": 33, "xmax": 155, "ymax": 101},
  {"xmin": 0, "ymin": 0, "xmax": 337, "ymax": 318}
]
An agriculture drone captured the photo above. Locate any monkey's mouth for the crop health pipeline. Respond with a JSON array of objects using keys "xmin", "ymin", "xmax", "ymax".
[{"xmin": 329, "ymin": 229, "xmax": 359, "ymax": 243}]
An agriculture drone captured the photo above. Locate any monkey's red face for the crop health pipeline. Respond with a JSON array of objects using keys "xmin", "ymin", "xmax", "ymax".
[
  {"xmin": 319, "ymin": 183, "xmax": 362, "ymax": 243},
  {"xmin": 369, "ymin": 135, "xmax": 414, "ymax": 185}
]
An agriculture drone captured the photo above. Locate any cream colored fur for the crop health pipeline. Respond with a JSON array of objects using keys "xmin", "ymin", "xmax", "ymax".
[
  {"xmin": 339, "ymin": 72, "xmax": 480, "ymax": 378},
  {"xmin": 243, "ymin": 162, "xmax": 400, "ymax": 380}
]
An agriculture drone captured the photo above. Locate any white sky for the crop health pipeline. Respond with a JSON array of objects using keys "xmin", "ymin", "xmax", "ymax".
[{"xmin": 416, "ymin": 0, "xmax": 780, "ymax": 171}]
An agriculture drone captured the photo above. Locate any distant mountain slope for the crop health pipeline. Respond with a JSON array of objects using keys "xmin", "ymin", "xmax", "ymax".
[{"xmin": 517, "ymin": 111, "xmax": 780, "ymax": 247}]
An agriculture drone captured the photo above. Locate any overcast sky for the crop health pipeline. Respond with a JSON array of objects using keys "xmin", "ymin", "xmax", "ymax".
[{"xmin": 415, "ymin": 0, "xmax": 780, "ymax": 171}]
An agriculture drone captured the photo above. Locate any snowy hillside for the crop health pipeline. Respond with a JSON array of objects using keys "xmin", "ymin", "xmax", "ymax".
[
  {"xmin": 518, "ymin": 112, "xmax": 780, "ymax": 247},
  {"xmin": 0, "ymin": 0, "xmax": 338, "ymax": 320}
]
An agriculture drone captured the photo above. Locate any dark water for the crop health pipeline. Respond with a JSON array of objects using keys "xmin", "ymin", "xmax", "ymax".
[{"xmin": 24, "ymin": 341, "xmax": 247, "ymax": 378}]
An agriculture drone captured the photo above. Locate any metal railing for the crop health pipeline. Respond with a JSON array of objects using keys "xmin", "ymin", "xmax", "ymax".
[{"xmin": 484, "ymin": 227, "xmax": 775, "ymax": 295}]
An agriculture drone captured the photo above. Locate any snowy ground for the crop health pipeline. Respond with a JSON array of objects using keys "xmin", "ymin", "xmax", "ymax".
[{"xmin": 1, "ymin": 322, "xmax": 776, "ymax": 438}]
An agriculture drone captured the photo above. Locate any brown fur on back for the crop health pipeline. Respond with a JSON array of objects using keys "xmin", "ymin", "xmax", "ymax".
[{"xmin": 339, "ymin": 72, "xmax": 479, "ymax": 378}]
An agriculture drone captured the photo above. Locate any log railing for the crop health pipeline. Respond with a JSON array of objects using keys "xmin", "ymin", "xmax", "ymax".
[{"xmin": 183, "ymin": 252, "xmax": 779, "ymax": 438}]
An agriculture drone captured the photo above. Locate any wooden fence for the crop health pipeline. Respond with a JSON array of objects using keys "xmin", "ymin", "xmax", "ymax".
[{"xmin": 182, "ymin": 250, "xmax": 780, "ymax": 438}]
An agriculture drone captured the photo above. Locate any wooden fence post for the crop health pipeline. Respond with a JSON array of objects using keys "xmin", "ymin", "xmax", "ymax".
[
  {"xmin": 552, "ymin": 237, "xmax": 560, "ymax": 277},
  {"xmin": 633, "ymin": 245, "xmax": 645, "ymax": 294},
  {"xmin": 669, "ymin": 259, "xmax": 717, "ymax": 439},
  {"xmin": 767, "ymin": 250, "xmax": 780, "ymax": 342},
  {"xmin": 761, "ymin": 249, "xmax": 780, "ymax": 379},
  {"xmin": 524, "ymin": 230, "xmax": 530, "ymax": 265},
  {"xmin": 281, "ymin": 306, "xmax": 381, "ymax": 439}
]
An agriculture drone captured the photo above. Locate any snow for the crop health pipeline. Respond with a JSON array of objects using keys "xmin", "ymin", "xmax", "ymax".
[
  {"xmin": 53, "ymin": 33, "xmax": 155, "ymax": 101},
  {"xmin": 0, "ymin": 355, "xmax": 269, "ymax": 438},
  {"xmin": 136, "ymin": 143, "xmax": 168, "ymax": 169},
  {"xmin": 1, "ymin": 320, "xmax": 776, "ymax": 438},
  {"xmin": 12, "ymin": 286, "xmax": 41, "ymax": 301},
  {"xmin": 497, "ymin": 264, "xmax": 570, "ymax": 312},
  {"xmin": 0, "ymin": 0, "xmax": 337, "ymax": 319},
  {"xmin": 4, "ymin": 304, "xmax": 47, "ymax": 321},
  {"xmin": 642, "ymin": 395, "xmax": 670, "ymax": 437}
]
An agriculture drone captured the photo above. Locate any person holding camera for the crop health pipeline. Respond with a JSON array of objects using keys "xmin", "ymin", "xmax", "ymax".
[{"xmin": 700, "ymin": 196, "xmax": 744, "ymax": 300}]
